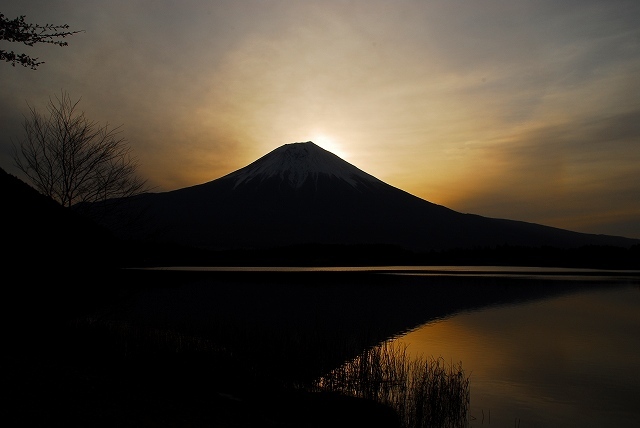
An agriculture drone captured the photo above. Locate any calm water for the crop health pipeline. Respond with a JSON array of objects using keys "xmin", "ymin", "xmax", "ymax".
[
  {"xmin": 389, "ymin": 276, "xmax": 640, "ymax": 427},
  {"xmin": 131, "ymin": 266, "xmax": 640, "ymax": 426}
]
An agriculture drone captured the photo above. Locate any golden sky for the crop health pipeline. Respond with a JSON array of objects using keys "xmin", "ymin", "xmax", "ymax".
[{"xmin": 1, "ymin": 0, "xmax": 639, "ymax": 238}]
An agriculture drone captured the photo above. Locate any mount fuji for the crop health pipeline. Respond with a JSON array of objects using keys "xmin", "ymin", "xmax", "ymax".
[{"xmin": 98, "ymin": 141, "xmax": 638, "ymax": 255}]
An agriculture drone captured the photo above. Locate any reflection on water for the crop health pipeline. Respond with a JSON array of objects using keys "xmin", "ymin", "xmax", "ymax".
[
  {"xmin": 110, "ymin": 267, "xmax": 639, "ymax": 426},
  {"xmin": 392, "ymin": 284, "xmax": 640, "ymax": 427}
]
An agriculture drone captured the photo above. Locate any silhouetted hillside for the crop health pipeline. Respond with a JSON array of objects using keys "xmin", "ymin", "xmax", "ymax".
[
  {"xmin": 5, "ymin": 159, "xmax": 639, "ymax": 270},
  {"xmin": 2, "ymin": 166, "xmax": 118, "ymax": 271},
  {"xmin": 84, "ymin": 142, "xmax": 640, "ymax": 259}
]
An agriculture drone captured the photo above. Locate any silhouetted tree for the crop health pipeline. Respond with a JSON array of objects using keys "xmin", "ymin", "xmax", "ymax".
[
  {"xmin": 0, "ymin": 13, "xmax": 82, "ymax": 69},
  {"xmin": 11, "ymin": 91, "xmax": 149, "ymax": 213}
]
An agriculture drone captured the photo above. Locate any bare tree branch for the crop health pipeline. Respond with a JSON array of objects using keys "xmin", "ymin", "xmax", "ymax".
[{"xmin": 11, "ymin": 91, "xmax": 149, "ymax": 217}]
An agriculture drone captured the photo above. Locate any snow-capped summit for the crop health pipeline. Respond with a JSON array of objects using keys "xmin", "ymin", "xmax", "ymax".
[{"xmin": 225, "ymin": 141, "xmax": 383, "ymax": 189}]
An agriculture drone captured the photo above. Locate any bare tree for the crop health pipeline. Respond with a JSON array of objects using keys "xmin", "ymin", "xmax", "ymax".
[
  {"xmin": 1, "ymin": 13, "xmax": 83, "ymax": 69},
  {"xmin": 11, "ymin": 91, "xmax": 149, "ymax": 216}
]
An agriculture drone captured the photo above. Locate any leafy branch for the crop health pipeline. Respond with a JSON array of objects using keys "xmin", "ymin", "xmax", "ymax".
[{"xmin": 0, "ymin": 13, "xmax": 83, "ymax": 69}]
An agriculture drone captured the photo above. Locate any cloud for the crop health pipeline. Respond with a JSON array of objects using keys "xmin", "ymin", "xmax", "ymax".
[{"xmin": 443, "ymin": 108, "xmax": 640, "ymax": 235}]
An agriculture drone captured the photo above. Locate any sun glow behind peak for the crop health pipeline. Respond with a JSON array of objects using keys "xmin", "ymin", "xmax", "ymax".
[{"xmin": 309, "ymin": 134, "xmax": 349, "ymax": 160}]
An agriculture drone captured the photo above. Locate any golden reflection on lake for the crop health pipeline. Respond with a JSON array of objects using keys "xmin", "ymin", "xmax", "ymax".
[{"xmin": 391, "ymin": 285, "xmax": 640, "ymax": 427}]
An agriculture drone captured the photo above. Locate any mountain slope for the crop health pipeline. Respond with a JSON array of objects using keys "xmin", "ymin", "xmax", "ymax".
[{"xmin": 97, "ymin": 142, "xmax": 639, "ymax": 253}]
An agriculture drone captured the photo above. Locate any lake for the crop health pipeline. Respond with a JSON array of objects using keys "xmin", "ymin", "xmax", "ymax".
[
  {"xmin": 390, "ymin": 275, "xmax": 640, "ymax": 427},
  {"xmin": 120, "ymin": 266, "xmax": 640, "ymax": 426}
]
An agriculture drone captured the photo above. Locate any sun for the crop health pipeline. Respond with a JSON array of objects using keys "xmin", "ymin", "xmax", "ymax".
[{"xmin": 310, "ymin": 133, "xmax": 348, "ymax": 159}]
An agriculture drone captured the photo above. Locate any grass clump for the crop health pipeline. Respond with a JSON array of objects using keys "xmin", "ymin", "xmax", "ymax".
[{"xmin": 312, "ymin": 341, "xmax": 470, "ymax": 428}]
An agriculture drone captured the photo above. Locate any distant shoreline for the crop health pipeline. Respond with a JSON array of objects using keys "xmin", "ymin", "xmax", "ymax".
[
  {"xmin": 119, "ymin": 241, "xmax": 640, "ymax": 271},
  {"xmin": 131, "ymin": 264, "xmax": 640, "ymax": 273}
]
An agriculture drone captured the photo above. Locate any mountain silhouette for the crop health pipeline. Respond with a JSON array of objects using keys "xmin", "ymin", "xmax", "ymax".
[{"xmin": 91, "ymin": 141, "xmax": 638, "ymax": 255}]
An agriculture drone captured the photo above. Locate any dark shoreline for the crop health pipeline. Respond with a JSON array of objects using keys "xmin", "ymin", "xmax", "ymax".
[{"xmin": 118, "ymin": 241, "xmax": 640, "ymax": 271}]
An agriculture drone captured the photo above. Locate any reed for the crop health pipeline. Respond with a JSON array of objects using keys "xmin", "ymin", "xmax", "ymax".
[
  {"xmin": 311, "ymin": 341, "xmax": 470, "ymax": 428},
  {"xmin": 63, "ymin": 314, "xmax": 469, "ymax": 427}
]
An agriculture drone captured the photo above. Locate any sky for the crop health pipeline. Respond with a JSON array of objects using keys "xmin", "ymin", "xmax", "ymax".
[{"xmin": 1, "ymin": 0, "xmax": 639, "ymax": 239}]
